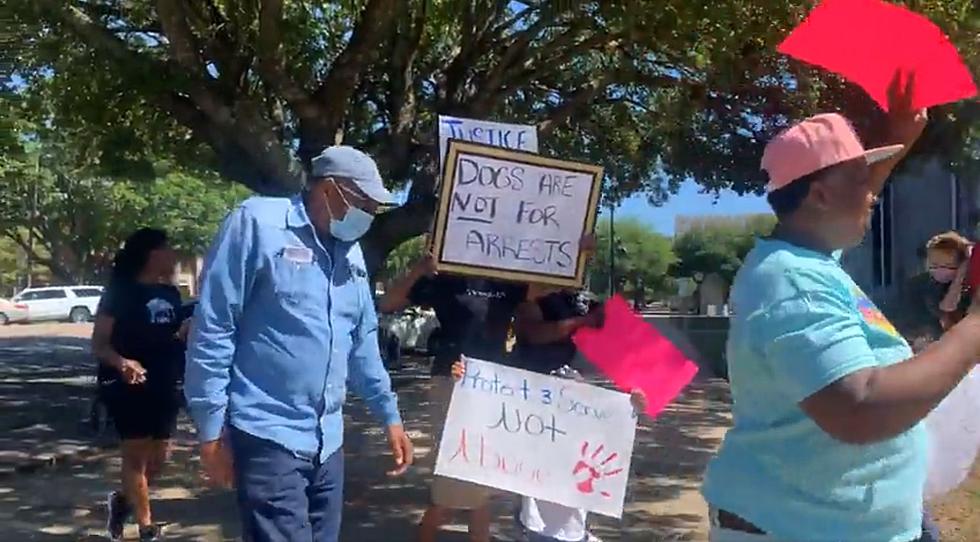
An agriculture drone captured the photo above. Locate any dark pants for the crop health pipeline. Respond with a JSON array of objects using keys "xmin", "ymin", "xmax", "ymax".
[
  {"xmin": 230, "ymin": 427, "xmax": 344, "ymax": 542},
  {"xmin": 920, "ymin": 513, "xmax": 941, "ymax": 542}
]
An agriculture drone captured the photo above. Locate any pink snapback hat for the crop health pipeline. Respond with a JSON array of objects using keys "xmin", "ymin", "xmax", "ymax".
[{"xmin": 761, "ymin": 113, "xmax": 904, "ymax": 193}]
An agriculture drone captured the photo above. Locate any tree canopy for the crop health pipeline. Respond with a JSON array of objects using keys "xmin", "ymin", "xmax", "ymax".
[
  {"xmin": 5, "ymin": 1, "xmax": 978, "ymax": 274},
  {"xmin": 671, "ymin": 214, "xmax": 777, "ymax": 282},
  {"xmin": 0, "ymin": 104, "xmax": 250, "ymax": 283},
  {"xmin": 590, "ymin": 217, "xmax": 675, "ymax": 300}
]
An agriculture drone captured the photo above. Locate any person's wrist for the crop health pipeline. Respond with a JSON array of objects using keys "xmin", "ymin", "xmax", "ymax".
[
  {"xmin": 108, "ymin": 354, "xmax": 126, "ymax": 371},
  {"xmin": 954, "ymin": 314, "xmax": 980, "ymax": 359}
]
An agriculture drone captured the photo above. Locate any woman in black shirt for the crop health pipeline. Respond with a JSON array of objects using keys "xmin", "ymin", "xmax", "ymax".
[{"xmin": 92, "ymin": 228, "xmax": 189, "ymax": 542}]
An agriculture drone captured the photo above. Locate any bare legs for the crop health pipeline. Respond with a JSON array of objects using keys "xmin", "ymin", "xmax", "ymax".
[
  {"xmin": 120, "ymin": 439, "xmax": 170, "ymax": 528},
  {"xmin": 418, "ymin": 504, "xmax": 491, "ymax": 542}
]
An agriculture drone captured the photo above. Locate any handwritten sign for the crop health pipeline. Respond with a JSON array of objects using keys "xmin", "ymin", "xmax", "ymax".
[
  {"xmin": 431, "ymin": 141, "xmax": 603, "ymax": 286},
  {"xmin": 438, "ymin": 116, "xmax": 538, "ymax": 175},
  {"xmin": 434, "ymin": 358, "xmax": 637, "ymax": 518}
]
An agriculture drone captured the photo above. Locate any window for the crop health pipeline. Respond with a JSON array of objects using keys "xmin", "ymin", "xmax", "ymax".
[
  {"xmin": 72, "ymin": 288, "xmax": 103, "ymax": 298},
  {"xmin": 15, "ymin": 292, "xmax": 39, "ymax": 302},
  {"xmin": 35, "ymin": 289, "xmax": 68, "ymax": 300},
  {"xmin": 871, "ymin": 184, "xmax": 893, "ymax": 288}
]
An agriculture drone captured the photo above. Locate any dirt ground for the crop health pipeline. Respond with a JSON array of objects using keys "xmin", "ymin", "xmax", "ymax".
[
  {"xmin": 932, "ymin": 464, "xmax": 980, "ymax": 541},
  {"xmin": 3, "ymin": 322, "xmax": 977, "ymax": 541}
]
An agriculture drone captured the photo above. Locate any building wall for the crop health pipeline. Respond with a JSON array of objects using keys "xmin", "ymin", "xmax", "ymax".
[{"xmin": 174, "ymin": 255, "xmax": 204, "ymax": 299}]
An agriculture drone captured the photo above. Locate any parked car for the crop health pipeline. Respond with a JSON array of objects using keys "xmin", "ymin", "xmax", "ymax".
[
  {"xmin": 12, "ymin": 285, "xmax": 104, "ymax": 323},
  {"xmin": 379, "ymin": 306, "xmax": 442, "ymax": 355},
  {"xmin": 0, "ymin": 298, "xmax": 29, "ymax": 325}
]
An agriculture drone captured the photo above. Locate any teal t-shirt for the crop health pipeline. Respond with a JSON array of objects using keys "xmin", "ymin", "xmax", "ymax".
[{"xmin": 702, "ymin": 239, "xmax": 927, "ymax": 542}]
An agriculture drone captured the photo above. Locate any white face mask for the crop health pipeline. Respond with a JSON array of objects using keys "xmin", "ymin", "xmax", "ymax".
[{"xmin": 329, "ymin": 189, "xmax": 374, "ymax": 241}]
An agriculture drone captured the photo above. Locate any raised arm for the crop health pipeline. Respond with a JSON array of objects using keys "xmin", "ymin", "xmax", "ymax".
[
  {"xmin": 513, "ymin": 289, "xmax": 603, "ymax": 345},
  {"xmin": 868, "ymin": 72, "xmax": 928, "ymax": 195},
  {"xmin": 377, "ymin": 253, "xmax": 435, "ymax": 313}
]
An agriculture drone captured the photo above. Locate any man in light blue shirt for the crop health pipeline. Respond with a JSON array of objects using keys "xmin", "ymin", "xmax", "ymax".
[
  {"xmin": 702, "ymin": 83, "xmax": 980, "ymax": 542},
  {"xmin": 185, "ymin": 146, "xmax": 413, "ymax": 542}
]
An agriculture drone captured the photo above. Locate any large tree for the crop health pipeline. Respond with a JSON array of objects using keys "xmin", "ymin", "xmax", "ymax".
[
  {"xmin": 6, "ymin": 1, "xmax": 978, "ymax": 275},
  {"xmin": 590, "ymin": 217, "xmax": 676, "ymax": 300},
  {"xmin": 0, "ymin": 109, "xmax": 250, "ymax": 283},
  {"xmin": 671, "ymin": 214, "xmax": 777, "ymax": 282}
]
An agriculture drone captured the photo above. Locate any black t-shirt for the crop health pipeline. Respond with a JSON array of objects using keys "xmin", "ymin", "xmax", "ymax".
[
  {"xmin": 96, "ymin": 282, "xmax": 189, "ymax": 391},
  {"xmin": 513, "ymin": 290, "xmax": 593, "ymax": 375},
  {"xmin": 409, "ymin": 275, "xmax": 526, "ymax": 376}
]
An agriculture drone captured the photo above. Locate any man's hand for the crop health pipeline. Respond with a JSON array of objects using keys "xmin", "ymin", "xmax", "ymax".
[
  {"xmin": 629, "ymin": 389, "xmax": 648, "ymax": 415},
  {"xmin": 413, "ymin": 253, "xmax": 438, "ymax": 278},
  {"xmin": 119, "ymin": 359, "xmax": 147, "ymax": 385},
  {"xmin": 885, "ymin": 70, "xmax": 928, "ymax": 148},
  {"xmin": 386, "ymin": 424, "xmax": 414, "ymax": 477},
  {"xmin": 176, "ymin": 320, "xmax": 192, "ymax": 343},
  {"xmin": 451, "ymin": 359, "xmax": 466, "ymax": 381},
  {"xmin": 582, "ymin": 305, "xmax": 605, "ymax": 329},
  {"xmin": 580, "ymin": 233, "xmax": 597, "ymax": 258},
  {"xmin": 200, "ymin": 438, "xmax": 235, "ymax": 489}
]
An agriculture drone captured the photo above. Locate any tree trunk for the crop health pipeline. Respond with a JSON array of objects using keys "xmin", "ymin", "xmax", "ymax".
[{"xmin": 361, "ymin": 195, "xmax": 435, "ymax": 283}]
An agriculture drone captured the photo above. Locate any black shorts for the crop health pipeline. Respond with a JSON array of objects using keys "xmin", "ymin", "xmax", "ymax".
[{"xmin": 102, "ymin": 384, "xmax": 180, "ymax": 441}]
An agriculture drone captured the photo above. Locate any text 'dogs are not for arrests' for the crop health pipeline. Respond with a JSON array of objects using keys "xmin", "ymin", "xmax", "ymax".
[{"xmin": 432, "ymin": 141, "xmax": 602, "ymax": 287}]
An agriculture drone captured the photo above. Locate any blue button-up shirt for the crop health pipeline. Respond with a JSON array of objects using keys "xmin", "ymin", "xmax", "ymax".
[{"xmin": 184, "ymin": 196, "xmax": 401, "ymax": 461}]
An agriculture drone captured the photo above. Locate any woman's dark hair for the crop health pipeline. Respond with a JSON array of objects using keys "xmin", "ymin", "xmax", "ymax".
[
  {"xmin": 765, "ymin": 167, "xmax": 829, "ymax": 217},
  {"xmin": 110, "ymin": 228, "xmax": 169, "ymax": 284}
]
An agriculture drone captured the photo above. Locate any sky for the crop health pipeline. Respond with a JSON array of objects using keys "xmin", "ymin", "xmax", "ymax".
[{"xmin": 601, "ymin": 181, "xmax": 772, "ymax": 236}]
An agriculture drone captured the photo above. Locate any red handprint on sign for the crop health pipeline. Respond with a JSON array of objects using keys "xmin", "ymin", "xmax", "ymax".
[{"xmin": 572, "ymin": 441, "xmax": 624, "ymax": 498}]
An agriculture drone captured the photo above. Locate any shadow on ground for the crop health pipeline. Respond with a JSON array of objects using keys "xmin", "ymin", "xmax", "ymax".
[{"xmin": 0, "ymin": 342, "xmax": 731, "ymax": 541}]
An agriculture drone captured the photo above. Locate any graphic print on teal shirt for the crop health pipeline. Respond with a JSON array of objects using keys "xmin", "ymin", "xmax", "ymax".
[{"xmin": 852, "ymin": 285, "xmax": 903, "ymax": 340}]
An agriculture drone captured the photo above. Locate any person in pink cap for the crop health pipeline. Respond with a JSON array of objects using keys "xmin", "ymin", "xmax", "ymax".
[{"xmin": 700, "ymin": 80, "xmax": 980, "ymax": 542}]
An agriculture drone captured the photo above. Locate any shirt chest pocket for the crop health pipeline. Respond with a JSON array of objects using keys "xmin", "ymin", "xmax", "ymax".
[
  {"xmin": 273, "ymin": 257, "xmax": 328, "ymax": 308},
  {"xmin": 330, "ymin": 265, "xmax": 366, "ymax": 321}
]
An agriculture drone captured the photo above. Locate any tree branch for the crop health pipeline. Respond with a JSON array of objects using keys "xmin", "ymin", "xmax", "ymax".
[
  {"xmin": 155, "ymin": 0, "xmax": 208, "ymax": 76},
  {"xmin": 537, "ymin": 75, "xmax": 614, "ymax": 136},
  {"xmin": 382, "ymin": 0, "xmax": 428, "ymax": 181},
  {"xmin": 312, "ymin": 0, "xmax": 399, "ymax": 146},
  {"xmin": 257, "ymin": 0, "xmax": 323, "ymax": 124}
]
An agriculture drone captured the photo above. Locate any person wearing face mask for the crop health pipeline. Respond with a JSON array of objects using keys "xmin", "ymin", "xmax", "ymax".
[
  {"xmin": 184, "ymin": 146, "xmax": 414, "ymax": 542},
  {"xmin": 924, "ymin": 232, "xmax": 975, "ymax": 330},
  {"xmin": 701, "ymin": 77, "xmax": 980, "ymax": 542}
]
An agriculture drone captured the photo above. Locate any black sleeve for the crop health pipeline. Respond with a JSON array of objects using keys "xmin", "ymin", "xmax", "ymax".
[
  {"xmin": 408, "ymin": 276, "xmax": 437, "ymax": 307},
  {"xmin": 96, "ymin": 283, "xmax": 127, "ymax": 318}
]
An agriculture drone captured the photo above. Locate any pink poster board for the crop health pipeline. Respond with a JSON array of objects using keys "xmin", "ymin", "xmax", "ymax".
[{"xmin": 573, "ymin": 295, "xmax": 699, "ymax": 418}]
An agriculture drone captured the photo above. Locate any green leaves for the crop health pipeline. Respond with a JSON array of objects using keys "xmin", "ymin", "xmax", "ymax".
[
  {"xmin": 590, "ymin": 217, "xmax": 676, "ymax": 298},
  {"xmin": 670, "ymin": 214, "xmax": 776, "ymax": 282}
]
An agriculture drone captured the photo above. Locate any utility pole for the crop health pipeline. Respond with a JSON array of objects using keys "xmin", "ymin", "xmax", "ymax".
[
  {"xmin": 26, "ymin": 154, "xmax": 38, "ymax": 288},
  {"xmin": 608, "ymin": 202, "xmax": 616, "ymax": 296}
]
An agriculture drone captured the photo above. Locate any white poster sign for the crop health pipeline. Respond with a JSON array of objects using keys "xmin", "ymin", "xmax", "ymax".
[
  {"xmin": 438, "ymin": 115, "xmax": 538, "ymax": 174},
  {"xmin": 434, "ymin": 358, "xmax": 637, "ymax": 518},
  {"xmin": 925, "ymin": 367, "xmax": 980, "ymax": 499},
  {"xmin": 430, "ymin": 141, "xmax": 603, "ymax": 286}
]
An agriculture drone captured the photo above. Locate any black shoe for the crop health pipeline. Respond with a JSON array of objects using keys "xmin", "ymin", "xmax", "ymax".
[
  {"xmin": 139, "ymin": 524, "xmax": 162, "ymax": 541},
  {"xmin": 106, "ymin": 491, "xmax": 129, "ymax": 541}
]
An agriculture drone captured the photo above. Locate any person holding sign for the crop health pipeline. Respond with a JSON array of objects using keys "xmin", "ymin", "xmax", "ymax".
[
  {"xmin": 184, "ymin": 147, "xmax": 413, "ymax": 542},
  {"xmin": 511, "ymin": 285, "xmax": 646, "ymax": 542},
  {"xmin": 379, "ymin": 253, "xmax": 527, "ymax": 542},
  {"xmin": 447, "ymin": 356, "xmax": 647, "ymax": 542},
  {"xmin": 700, "ymin": 77, "xmax": 979, "ymax": 542}
]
